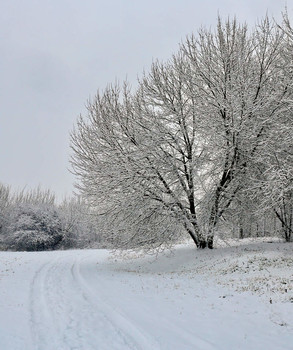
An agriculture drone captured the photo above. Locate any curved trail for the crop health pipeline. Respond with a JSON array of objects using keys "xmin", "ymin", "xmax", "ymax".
[
  {"xmin": 2, "ymin": 244, "xmax": 293, "ymax": 350},
  {"xmin": 29, "ymin": 251, "xmax": 160, "ymax": 350}
]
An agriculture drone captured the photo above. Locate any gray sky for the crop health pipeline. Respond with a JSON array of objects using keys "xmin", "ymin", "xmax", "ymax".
[{"xmin": 0, "ymin": 0, "xmax": 289, "ymax": 199}]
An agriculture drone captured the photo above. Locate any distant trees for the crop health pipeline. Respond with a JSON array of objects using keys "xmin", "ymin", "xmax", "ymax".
[
  {"xmin": 71, "ymin": 14, "xmax": 293, "ymax": 249},
  {"xmin": 58, "ymin": 196, "xmax": 99, "ymax": 248},
  {"xmin": 241, "ymin": 13, "xmax": 293, "ymax": 242},
  {"xmin": 0, "ymin": 184, "xmax": 10, "ymax": 247},
  {"xmin": 0, "ymin": 186, "xmax": 99, "ymax": 251}
]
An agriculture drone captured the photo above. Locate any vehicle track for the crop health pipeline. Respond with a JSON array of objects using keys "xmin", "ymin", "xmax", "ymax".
[{"xmin": 29, "ymin": 252, "xmax": 160, "ymax": 350}]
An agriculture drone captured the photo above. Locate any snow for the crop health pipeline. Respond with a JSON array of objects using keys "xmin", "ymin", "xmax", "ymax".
[{"xmin": 0, "ymin": 241, "xmax": 293, "ymax": 349}]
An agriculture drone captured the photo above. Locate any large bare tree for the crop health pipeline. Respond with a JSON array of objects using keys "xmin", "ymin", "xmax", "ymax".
[{"xmin": 71, "ymin": 16, "xmax": 290, "ymax": 249}]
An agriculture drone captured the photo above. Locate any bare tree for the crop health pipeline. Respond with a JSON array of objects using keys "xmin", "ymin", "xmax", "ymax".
[
  {"xmin": 71, "ymin": 15, "xmax": 290, "ymax": 250},
  {"xmin": 181, "ymin": 16, "xmax": 288, "ymax": 243},
  {"xmin": 247, "ymin": 12, "xmax": 293, "ymax": 242},
  {"xmin": 71, "ymin": 83, "xmax": 187, "ymax": 250}
]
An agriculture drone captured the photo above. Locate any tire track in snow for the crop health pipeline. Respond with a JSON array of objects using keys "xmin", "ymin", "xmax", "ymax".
[
  {"xmin": 29, "ymin": 258, "xmax": 62, "ymax": 350},
  {"xmin": 89, "ymin": 257, "xmax": 218, "ymax": 350},
  {"xmin": 78, "ymin": 254, "xmax": 217, "ymax": 350},
  {"xmin": 29, "ymin": 252, "xmax": 160, "ymax": 350},
  {"xmin": 71, "ymin": 255, "xmax": 161, "ymax": 350}
]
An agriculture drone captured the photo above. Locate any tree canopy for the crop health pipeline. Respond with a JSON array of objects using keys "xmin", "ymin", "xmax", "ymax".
[{"xmin": 71, "ymin": 14, "xmax": 293, "ymax": 250}]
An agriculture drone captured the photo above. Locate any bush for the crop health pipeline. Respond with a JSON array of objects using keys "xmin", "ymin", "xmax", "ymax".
[{"xmin": 4, "ymin": 203, "xmax": 63, "ymax": 251}]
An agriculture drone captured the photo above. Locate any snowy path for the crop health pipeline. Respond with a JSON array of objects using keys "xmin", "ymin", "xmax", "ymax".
[
  {"xmin": 0, "ymin": 243, "xmax": 293, "ymax": 350},
  {"xmin": 29, "ymin": 252, "xmax": 160, "ymax": 350}
]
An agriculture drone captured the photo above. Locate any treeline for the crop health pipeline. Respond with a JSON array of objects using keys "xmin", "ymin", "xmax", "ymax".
[
  {"xmin": 71, "ymin": 13, "xmax": 293, "ymax": 250},
  {"xmin": 0, "ymin": 182, "xmax": 288, "ymax": 252},
  {"xmin": 0, "ymin": 184, "xmax": 101, "ymax": 251}
]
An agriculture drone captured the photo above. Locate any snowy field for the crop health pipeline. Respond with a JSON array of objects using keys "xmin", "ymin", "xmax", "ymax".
[{"xmin": 0, "ymin": 240, "xmax": 293, "ymax": 350}]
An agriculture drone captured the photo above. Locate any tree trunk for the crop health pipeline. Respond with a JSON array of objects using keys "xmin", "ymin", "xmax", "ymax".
[
  {"xmin": 187, "ymin": 228, "xmax": 200, "ymax": 247},
  {"xmin": 207, "ymin": 235, "xmax": 214, "ymax": 249},
  {"xmin": 186, "ymin": 227, "xmax": 214, "ymax": 249},
  {"xmin": 239, "ymin": 227, "xmax": 244, "ymax": 239},
  {"xmin": 198, "ymin": 239, "xmax": 207, "ymax": 249},
  {"xmin": 274, "ymin": 208, "xmax": 292, "ymax": 242}
]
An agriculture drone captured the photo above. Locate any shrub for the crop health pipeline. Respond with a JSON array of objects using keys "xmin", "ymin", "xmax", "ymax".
[{"xmin": 4, "ymin": 203, "xmax": 63, "ymax": 251}]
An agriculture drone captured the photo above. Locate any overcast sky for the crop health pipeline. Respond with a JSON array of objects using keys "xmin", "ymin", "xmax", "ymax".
[{"xmin": 0, "ymin": 0, "xmax": 289, "ymax": 199}]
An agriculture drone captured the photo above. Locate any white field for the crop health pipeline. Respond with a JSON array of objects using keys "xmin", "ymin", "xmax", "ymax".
[{"xmin": 0, "ymin": 240, "xmax": 293, "ymax": 350}]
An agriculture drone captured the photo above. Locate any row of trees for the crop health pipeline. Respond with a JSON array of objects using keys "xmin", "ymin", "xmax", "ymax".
[
  {"xmin": 71, "ymin": 14, "xmax": 293, "ymax": 250},
  {"xmin": 0, "ymin": 185, "xmax": 99, "ymax": 251}
]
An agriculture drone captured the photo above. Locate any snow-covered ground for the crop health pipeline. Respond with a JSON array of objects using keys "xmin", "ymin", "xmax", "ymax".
[{"xmin": 0, "ymin": 240, "xmax": 293, "ymax": 350}]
